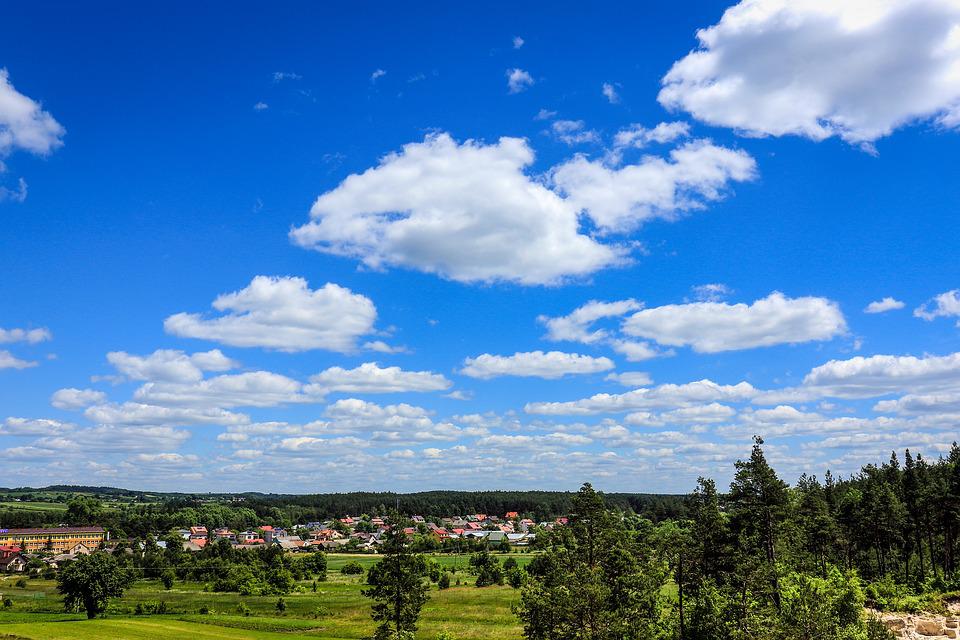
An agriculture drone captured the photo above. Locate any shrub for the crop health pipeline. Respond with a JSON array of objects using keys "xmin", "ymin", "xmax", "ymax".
[
  {"xmin": 198, "ymin": 605, "xmax": 210, "ymax": 615},
  {"xmin": 236, "ymin": 602, "xmax": 251, "ymax": 616},
  {"xmin": 341, "ymin": 560, "xmax": 364, "ymax": 575},
  {"xmin": 161, "ymin": 570, "xmax": 174, "ymax": 590},
  {"xmin": 2, "ymin": 597, "xmax": 13, "ymax": 609},
  {"xmin": 438, "ymin": 572, "xmax": 451, "ymax": 590},
  {"xmin": 275, "ymin": 597, "xmax": 286, "ymax": 614},
  {"xmin": 14, "ymin": 578, "xmax": 27, "ymax": 589}
]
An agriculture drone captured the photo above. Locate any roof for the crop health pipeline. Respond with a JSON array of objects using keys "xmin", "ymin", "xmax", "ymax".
[{"xmin": 0, "ymin": 527, "xmax": 104, "ymax": 535}]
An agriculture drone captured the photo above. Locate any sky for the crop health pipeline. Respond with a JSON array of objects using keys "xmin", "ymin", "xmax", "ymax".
[{"xmin": 2, "ymin": 0, "xmax": 960, "ymax": 494}]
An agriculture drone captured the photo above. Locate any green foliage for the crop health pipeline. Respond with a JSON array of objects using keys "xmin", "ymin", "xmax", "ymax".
[
  {"xmin": 363, "ymin": 513, "xmax": 430, "ymax": 640},
  {"xmin": 56, "ymin": 551, "xmax": 135, "ymax": 619},
  {"xmin": 274, "ymin": 597, "xmax": 286, "ymax": 614},
  {"xmin": 515, "ymin": 483, "xmax": 669, "ymax": 640},
  {"xmin": 438, "ymin": 572, "xmax": 452, "ymax": 589},
  {"xmin": 777, "ymin": 568, "xmax": 865, "ymax": 640},
  {"xmin": 469, "ymin": 551, "xmax": 503, "ymax": 587},
  {"xmin": 160, "ymin": 569, "xmax": 175, "ymax": 590},
  {"xmin": 341, "ymin": 560, "xmax": 365, "ymax": 575},
  {"xmin": 15, "ymin": 577, "xmax": 27, "ymax": 588}
]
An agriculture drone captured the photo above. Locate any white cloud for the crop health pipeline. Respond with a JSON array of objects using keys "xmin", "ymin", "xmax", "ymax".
[
  {"xmin": 534, "ymin": 108, "xmax": 557, "ymax": 120},
  {"xmin": 107, "ymin": 349, "xmax": 238, "ymax": 383},
  {"xmin": 0, "ymin": 68, "xmax": 65, "ymax": 158},
  {"xmin": 540, "ymin": 299, "xmax": 642, "ymax": 344},
  {"xmin": 164, "ymin": 276, "xmax": 379, "ymax": 352},
  {"xmin": 613, "ymin": 122, "xmax": 690, "ymax": 149},
  {"xmin": 550, "ymin": 120, "xmax": 600, "ymax": 145},
  {"xmin": 914, "ymin": 290, "xmax": 960, "ymax": 322},
  {"xmin": 551, "ymin": 138, "xmax": 756, "ymax": 232},
  {"xmin": 304, "ymin": 362, "xmax": 451, "ymax": 395},
  {"xmin": 690, "ymin": 283, "xmax": 731, "ymax": 302},
  {"xmin": 609, "ymin": 339, "xmax": 667, "ymax": 362},
  {"xmin": 253, "ymin": 102, "xmax": 269, "ymax": 111},
  {"xmin": 865, "ymin": 297, "xmax": 905, "ymax": 314},
  {"xmin": 874, "ymin": 392, "xmax": 960, "ymax": 415},
  {"xmin": 84, "ymin": 402, "xmax": 249, "ymax": 427},
  {"xmin": 50, "ymin": 388, "xmax": 107, "ymax": 410},
  {"xmin": 370, "ymin": 69, "xmax": 386, "ymax": 82},
  {"xmin": 800, "ymin": 352, "xmax": 960, "ymax": 398},
  {"xmin": 1, "ymin": 417, "xmax": 74, "ymax": 436},
  {"xmin": 0, "ymin": 327, "xmax": 51, "ymax": 344},
  {"xmin": 506, "ymin": 68, "xmax": 534, "ymax": 93},
  {"xmin": 461, "ymin": 351, "xmax": 614, "ymax": 380},
  {"xmin": 602, "ymin": 83, "xmax": 620, "ymax": 104},
  {"xmin": 290, "ymin": 133, "xmax": 622, "ymax": 285},
  {"xmin": 525, "ymin": 379, "xmax": 757, "ymax": 415},
  {"xmin": 605, "ymin": 371, "xmax": 653, "ymax": 387},
  {"xmin": 0, "ymin": 350, "xmax": 36, "ymax": 370},
  {"xmin": 134, "ymin": 371, "xmax": 307, "ymax": 408},
  {"xmin": 658, "ymin": 0, "xmax": 960, "ymax": 145},
  {"xmin": 513, "ymin": 36, "xmax": 525, "ymax": 49},
  {"xmin": 622, "ymin": 292, "xmax": 846, "ymax": 353}
]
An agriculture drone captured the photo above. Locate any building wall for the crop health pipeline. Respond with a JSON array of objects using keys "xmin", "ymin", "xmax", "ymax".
[{"xmin": 0, "ymin": 529, "xmax": 105, "ymax": 552}]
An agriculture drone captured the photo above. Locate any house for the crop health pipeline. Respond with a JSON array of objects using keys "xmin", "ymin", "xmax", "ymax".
[
  {"xmin": 237, "ymin": 530, "xmax": 259, "ymax": 543},
  {"xmin": 212, "ymin": 528, "xmax": 236, "ymax": 542},
  {"xmin": 182, "ymin": 539, "xmax": 206, "ymax": 552},
  {"xmin": 431, "ymin": 528, "xmax": 451, "ymax": 542},
  {"xmin": 411, "ymin": 515, "xmax": 425, "ymax": 524},
  {"xmin": 67, "ymin": 542, "xmax": 93, "ymax": 555},
  {"xmin": 0, "ymin": 554, "xmax": 27, "ymax": 573},
  {"xmin": 519, "ymin": 518, "xmax": 535, "ymax": 531},
  {"xmin": 505, "ymin": 512, "xmax": 519, "ymax": 519}
]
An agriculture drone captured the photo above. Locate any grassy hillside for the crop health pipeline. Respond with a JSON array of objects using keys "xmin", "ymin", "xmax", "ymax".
[{"xmin": 0, "ymin": 553, "xmax": 532, "ymax": 640}]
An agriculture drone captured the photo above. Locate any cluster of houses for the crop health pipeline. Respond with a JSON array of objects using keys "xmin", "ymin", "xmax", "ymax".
[
  {"xmin": 175, "ymin": 512, "xmax": 556, "ymax": 553},
  {"xmin": 0, "ymin": 513, "xmax": 562, "ymax": 572}
]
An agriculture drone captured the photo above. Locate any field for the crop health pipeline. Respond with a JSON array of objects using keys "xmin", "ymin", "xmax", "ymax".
[{"xmin": 0, "ymin": 553, "xmax": 534, "ymax": 640}]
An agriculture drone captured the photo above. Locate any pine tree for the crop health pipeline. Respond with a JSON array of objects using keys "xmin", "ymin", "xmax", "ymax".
[{"xmin": 362, "ymin": 513, "xmax": 430, "ymax": 640}]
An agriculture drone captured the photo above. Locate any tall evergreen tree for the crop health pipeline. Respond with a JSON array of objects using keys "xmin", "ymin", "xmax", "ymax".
[{"xmin": 362, "ymin": 513, "xmax": 430, "ymax": 640}]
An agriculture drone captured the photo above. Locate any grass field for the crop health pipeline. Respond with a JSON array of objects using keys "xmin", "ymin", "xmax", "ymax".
[
  {"xmin": 0, "ymin": 502, "xmax": 68, "ymax": 514},
  {"xmin": 0, "ymin": 553, "xmax": 532, "ymax": 640}
]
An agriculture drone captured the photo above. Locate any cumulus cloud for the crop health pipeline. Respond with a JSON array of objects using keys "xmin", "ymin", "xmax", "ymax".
[
  {"xmin": 506, "ymin": 68, "xmax": 534, "ymax": 93},
  {"xmin": 370, "ymin": 69, "xmax": 386, "ymax": 82},
  {"xmin": 690, "ymin": 283, "xmax": 731, "ymax": 302},
  {"xmin": 164, "ymin": 276, "xmax": 380, "ymax": 352},
  {"xmin": 658, "ymin": 0, "xmax": 960, "ymax": 145},
  {"xmin": 133, "ymin": 371, "xmax": 307, "ymax": 409},
  {"xmin": 551, "ymin": 138, "xmax": 756, "ymax": 232},
  {"xmin": 605, "ymin": 371, "xmax": 653, "ymax": 387},
  {"xmin": 550, "ymin": 120, "xmax": 600, "ymax": 145},
  {"xmin": 1, "ymin": 417, "xmax": 74, "ymax": 436},
  {"xmin": 304, "ymin": 362, "xmax": 451, "ymax": 395},
  {"xmin": 461, "ymin": 350, "xmax": 615, "ymax": 379},
  {"xmin": 0, "ymin": 327, "xmax": 51, "ymax": 344},
  {"xmin": 800, "ymin": 352, "xmax": 960, "ymax": 399},
  {"xmin": 540, "ymin": 299, "xmax": 642, "ymax": 343},
  {"xmin": 613, "ymin": 122, "xmax": 690, "ymax": 150},
  {"xmin": 0, "ymin": 350, "xmax": 36, "ymax": 370},
  {"xmin": 0, "ymin": 68, "xmax": 65, "ymax": 158},
  {"xmin": 513, "ymin": 36, "xmax": 525, "ymax": 49},
  {"xmin": 290, "ymin": 134, "xmax": 622, "ymax": 285},
  {"xmin": 84, "ymin": 402, "xmax": 249, "ymax": 427},
  {"xmin": 914, "ymin": 290, "xmax": 960, "ymax": 322},
  {"xmin": 865, "ymin": 297, "xmax": 905, "ymax": 314},
  {"xmin": 291, "ymin": 132, "xmax": 755, "ymax": 284},
  {"xmin": 622, "ymin": 292, "xmax": 846, "ymax": 353},
  {"xmin": 106, "ymin": 349, "xmax": 238, "ymax": 383},
  {"xmin": 525, "ymin": 379, "xmax": 757, "ymax": 415},
  {"xmin": 50, "ymin": 388, "xmax": 107, "ymax": 410}
]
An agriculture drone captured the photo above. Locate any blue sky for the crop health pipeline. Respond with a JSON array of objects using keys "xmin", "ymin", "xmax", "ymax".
[{"xmin": 2, "ymin": 0, "xmax": 960, "ymax": 493}]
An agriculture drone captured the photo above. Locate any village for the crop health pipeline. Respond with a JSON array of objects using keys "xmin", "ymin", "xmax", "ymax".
[{"xmin": 0, "ymin": 511, "xmax": 553, "ymax": 574}]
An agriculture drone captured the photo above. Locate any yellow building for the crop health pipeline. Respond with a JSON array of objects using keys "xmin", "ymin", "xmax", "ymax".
[{"xmin": 0, "ymin": 526, "xmax": 106, "ymax": 552}]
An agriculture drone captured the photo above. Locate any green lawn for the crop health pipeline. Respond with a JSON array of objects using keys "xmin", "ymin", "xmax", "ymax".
[
  {"xmin": 0, "ymin": 502, "xmax": 68, "ymax": 513},
  {"xmin": 0, "ymin": 554, "xmax": 530, "ymax": 640}
]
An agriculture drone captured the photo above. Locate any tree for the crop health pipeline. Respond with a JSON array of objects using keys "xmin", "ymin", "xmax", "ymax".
[
  {"xmin": 469, "ymin": 550, "xmax": 504, "ymax": 587},
  {"xmin": 57, "ymin": 552, "xmax": 135, "ymax": 619},
  {"xmin": 515, "ymin": 483, "xmax": 668, "ymax": 640},
  {"xmin": 727, "ymin": 436, "xmax": 790, "ymax": 613},
  {"xmin": 363, "ymin": 513, "xmax": 430, "ymax": 640}
]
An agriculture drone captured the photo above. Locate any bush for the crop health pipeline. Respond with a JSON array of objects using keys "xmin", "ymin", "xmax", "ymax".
[
  {"xmin": 14, "ymin": 578, "xmax": 27, "ymax": 588},
  {"xmin": 438, "ymin": 572, "xmax": 451, "ymax": 589},
  {"xmin": 198, "ymin": 605, "xmax": 210, "ymax": 615},
  {"xmin": 236, "ymin": 602, "xmax": 251, "ymax": 616},
  {"xmin": 275, "ymin": 597, "xmax": 286, "ymax": 614},
  {"xmin": 2, "ymin": 597, "xmax": 13, "ymax": 608},
  {"xmin": 341, "ymin": 560, "xmax": 364, "ymax": 575},
  {"xmin": 161, "ymin": 569, "xmax": 175, "ymax": 590},
  {"xmin": 507, "ymin": 567, "xmax": 525, "ymax": 589}
]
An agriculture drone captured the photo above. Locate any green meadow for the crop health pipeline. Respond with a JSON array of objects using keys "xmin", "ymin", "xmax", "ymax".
[{"xmin": 0, "ymin": 553, "xmax": 534, "ymax": 640}]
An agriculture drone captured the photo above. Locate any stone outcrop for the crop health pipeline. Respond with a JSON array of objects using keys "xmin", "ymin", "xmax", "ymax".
[{"xmin": 878, "ymin": 604, "xmax": 960, "ymax": 639}]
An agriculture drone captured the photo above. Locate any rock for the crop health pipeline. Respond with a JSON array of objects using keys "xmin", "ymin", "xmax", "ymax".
[{"xmin": 916, "ymin": 619, "xmax": 944, "ymax": 636}]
